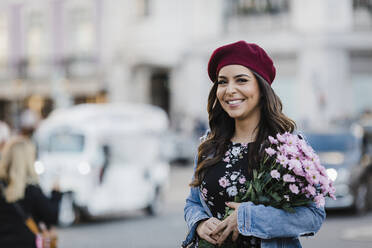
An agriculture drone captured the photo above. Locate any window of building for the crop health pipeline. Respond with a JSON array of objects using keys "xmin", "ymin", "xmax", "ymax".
[
  {"xmin": 353, "ymin": 0, "xmax": 372, "ymax": 29},
  {"xmin": 0, "ymin": 13, "xmax": 8, "ymax": 68},
  {"xmin": 137, "ymin": 0, "xmax": 151, "ymax": 18},
  {"xmin": 226, "ymin": 0, "xmax": 290, "ymax": 32},
  {"xmin": 150, "ymin": 70, "xmax": 170, "ymax": 114},
  {"xmin": 235, "ymin": 0, "xmax": 289, "ymax": 15},
  {"xmin": 26, "ymin": 9, "xmax": 48, "ymax": 78},
  {"xmin": 68, "ymin": 7, "xmax": 94, "ymax": 57},
  {"xmin": 353, "ymin": 0, "xmax": 372, "ymax": 11}
]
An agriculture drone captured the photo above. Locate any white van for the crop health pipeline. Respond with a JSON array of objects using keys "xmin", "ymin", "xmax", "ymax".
[{"xmin": 34, "ymin": 103, "xmax": 170, "ymax": 226}]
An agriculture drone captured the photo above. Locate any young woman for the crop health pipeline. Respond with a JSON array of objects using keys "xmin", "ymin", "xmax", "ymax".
[
  {"xmin": 182, "ymin": 41, "xmax": 325, "ymax": 248},
  {"xmin": 0, "ymin": 116, "xmax": 62, "ymax": 248}
]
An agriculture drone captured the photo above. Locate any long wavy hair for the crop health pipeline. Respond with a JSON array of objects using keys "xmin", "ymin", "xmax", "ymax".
[
  {"xmin": 190, "ymin": 73, "xmax": 296, "ymax": 187},
  {"xmin": 0, "ymin": 136, "xmax": 39, "ymax": 203}
]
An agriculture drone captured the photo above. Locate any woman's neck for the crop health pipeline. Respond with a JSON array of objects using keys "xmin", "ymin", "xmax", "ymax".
[{"xmin": 231, "ymin": 111, "xmax": 261, "ymax": 143}]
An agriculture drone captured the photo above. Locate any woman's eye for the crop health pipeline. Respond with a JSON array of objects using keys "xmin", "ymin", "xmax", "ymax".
[
  {"xmin": 237, "ymin": 78, "xmax": 248, "ymax": 83},
  {"xmin": 217, "ymin": 80, "xmax": 227, "ymax": 85}
]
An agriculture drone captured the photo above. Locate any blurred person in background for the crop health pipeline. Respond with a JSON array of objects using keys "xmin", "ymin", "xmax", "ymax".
[
  {"xmin": 0, "ymin": 109, "xmax": 62, "ymax": 248},
  {"xmin": 183, "ymin": 41, "xmax": 326, "ymax": 247},
  {"xmin": 0, "ymin": 121, "xmax": 10, "ymax": 159}
]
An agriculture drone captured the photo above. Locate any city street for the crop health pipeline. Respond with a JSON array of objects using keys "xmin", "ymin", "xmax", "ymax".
[
  {"xmin": 0, "ymin": 1, "xmax": 371, "ymax": 248},
  {"xmin": 58, "ymin": 165, "xmax": 372, "ymax": 248}
]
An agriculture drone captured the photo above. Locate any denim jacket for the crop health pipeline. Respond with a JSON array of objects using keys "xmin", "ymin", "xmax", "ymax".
[{"xmin": 182, "ymin": 156, "xmax": 326, "ymax": 248}]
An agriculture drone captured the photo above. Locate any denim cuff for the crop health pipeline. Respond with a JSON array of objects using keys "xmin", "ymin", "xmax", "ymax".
[
  {"xmin": 237, "ymin": 202, "xmax": 253, "ymax": 235},
  {"xmin": 182, "ymin": 217, "xmax": 209, "ymax": 248}
]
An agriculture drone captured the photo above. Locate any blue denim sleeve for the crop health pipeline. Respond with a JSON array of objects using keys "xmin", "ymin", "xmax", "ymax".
[
  {"xmin": 182, "ymin": 155, "xmax": 210, "ymax": 247},
  {"xmin": 183, "ymin": 186, "xmax": 210, "ymax": 245},
  {"xmin": 237, "ymin": 201, "xmax": 326, "ymax": 239}
]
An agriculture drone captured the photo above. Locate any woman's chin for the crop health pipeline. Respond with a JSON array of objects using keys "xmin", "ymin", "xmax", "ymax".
[{"xmin": 227, "ymin": 112, "xmax": 243, "ymax": 119}]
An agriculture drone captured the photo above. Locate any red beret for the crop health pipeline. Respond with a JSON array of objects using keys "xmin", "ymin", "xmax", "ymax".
[{"xmin": 207, "ymin": 41, "xmax": 276, "ymax": 85}]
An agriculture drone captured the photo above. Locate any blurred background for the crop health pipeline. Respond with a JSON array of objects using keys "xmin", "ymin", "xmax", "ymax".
[{"xmin": 0, "ymin": 0, "xmax": 372, "ymax": 247}]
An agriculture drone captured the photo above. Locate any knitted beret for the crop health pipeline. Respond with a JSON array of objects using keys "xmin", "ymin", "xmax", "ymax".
[{"xmin": 207, "ymin": 40, "xmax": 276, "ymax": 85}]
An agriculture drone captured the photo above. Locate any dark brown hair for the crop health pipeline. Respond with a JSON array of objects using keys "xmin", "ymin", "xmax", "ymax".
[{"xmin": 190, "ymin": 73, "xmax": 296, "ymax": 187}]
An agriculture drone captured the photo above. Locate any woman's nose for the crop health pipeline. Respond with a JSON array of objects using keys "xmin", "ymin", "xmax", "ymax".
[{"xmin": 226, "ymin": 82, "xmax": 237, "ymax": 95}]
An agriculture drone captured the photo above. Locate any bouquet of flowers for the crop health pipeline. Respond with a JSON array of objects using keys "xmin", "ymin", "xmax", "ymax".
[{"xmin": 199, "ymin": 132, "xmax": 336, "ymax": 248}]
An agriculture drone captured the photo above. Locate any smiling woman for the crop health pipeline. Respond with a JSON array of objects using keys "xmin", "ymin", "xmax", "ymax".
[{"xmin": 182, "ymin": 41, "xmax": 326, "ymax": 248}]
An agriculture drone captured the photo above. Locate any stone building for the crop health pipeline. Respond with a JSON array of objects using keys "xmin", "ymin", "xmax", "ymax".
[{"xmin": 0, "ymin": 0, "xmax": 371, "ymax": 131}]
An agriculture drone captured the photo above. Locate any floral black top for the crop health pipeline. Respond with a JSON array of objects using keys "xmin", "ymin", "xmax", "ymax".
[{"xmin": 200, "ymin": 141, "xmax": 261, "ymax": 247}]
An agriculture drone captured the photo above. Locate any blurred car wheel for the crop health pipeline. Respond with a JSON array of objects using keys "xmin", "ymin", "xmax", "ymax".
[
  {"xmin": 145, "ymin": 187, "xmax": 163, "ymax": 216},
  {"xmin": 58, "ymin": 192, "xmax": 80, "ymax": 227}
]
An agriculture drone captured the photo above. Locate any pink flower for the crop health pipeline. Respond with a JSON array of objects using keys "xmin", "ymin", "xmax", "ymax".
[
  {"xmin": 223, "ymin": 156, "xmax": 230, "ymax": 163},
  {"xmin": 201, "ymin": 188, "xmax": 207, "ymax": 200},
  {"xmin": 317, "ymin": 165, "xmax": 327, "ymax": 177},
  {"xmin": 277, "ymin": 145, "xmax": 286, "ymax": 154},
  {"xmin": 306, "ymin": 185, "xmax": 316, "ymax": 196},
  {"xmin": 288, "ymin": 159, "xmax": 301, "ymax": 170},
  {"xmin": 289, "ymin": 184, "xmax": 299, "ymax": 194},
  {"xmin": 313, "ymin": 155, "xmax": 321, "ymax": 165},
  {"xmin": 314, "ymin": 194, "xmax": 325, "ymax": 207},
  {"xmin": 302, "ymin": 160, "xmax": 315, "ymax": 172},
  {"xmin": 297, "ymin": 139, "xmax": 314, "ymax": 155},
  {"xmin": 276, "ymin": 133, "xmax": 286, "ymax": 143},
  {"xmin": 270, "ymin": 170, "xmax": 281, "ymax": 179},
  {"xmin": 202, "ymin": 188, "xmax": 208, "ymax": 196},
  {"xmin": 285, "ymin": 144, "xmax": 299, "ymax": 157},
  {"xmin": 327, "ymin": 183, "xmax": 336, "ymax": 200},
  {"xmin": 218, "ymin": 177, "xmax": 230, "ymax": 188},
  {"xmin": 268, "ymin": 136, "xmax": 279, "ymax": 145},
  {"xmin": 293, "ymin": 166, "xmax": 306, "ymax": 177},
  {"xmin": 306, "ymin": 170, "xmax": 321, "ymax": 185},
  {"xmin": 319, "ymin": 176, "xmax": 330, "ymax": 187},
  {"xmin": 238, "ymin": 176, "xmax": 246, "ymax": 184},
  {"xmin": 283, "ymin": 132, "xmax": 291, "ymax": 138},
  {"xmin": 320, "ymin": 184, "xmax": 330, "ymax": 195},
  {"xmin": 283, "ymin": 174, "xmax": 295, "ymax": 182},
  {"xmin": 265, "ymin": 147, "xmax": 276, "ymax": 157},
  {"xmin": 329, "ymin": 193, "xmax": 337, "ymax": 200},
  {"xmin": 276, "ymin": 154, "xmax": 289, "ymax": 167},
  {"xmin": 286, "ymin": 135, "xmax": 298, "ymax": 146}
]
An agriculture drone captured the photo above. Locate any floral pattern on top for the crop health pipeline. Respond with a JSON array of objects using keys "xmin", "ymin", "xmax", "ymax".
[{"xmin": 200, "ymin": 142, "xmax": 251, "ymax": 220}]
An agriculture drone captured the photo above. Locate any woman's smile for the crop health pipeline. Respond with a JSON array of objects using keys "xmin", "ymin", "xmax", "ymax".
[{"xmin": 225, "ymin": 99, "xmax": 246, "ymax": 107}]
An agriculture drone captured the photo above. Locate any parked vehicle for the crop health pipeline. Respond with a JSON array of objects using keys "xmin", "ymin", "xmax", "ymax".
[
  {"xmin": 34, "ymin": 103, "xmax": 170, "ymax": 226},
  {"xmin": 303, "ymin": 125, "xmax": 372, "ymax": 214},
  {"xmin": 165, "ymin": 131, "xmax": 198, "ymax": 165}
]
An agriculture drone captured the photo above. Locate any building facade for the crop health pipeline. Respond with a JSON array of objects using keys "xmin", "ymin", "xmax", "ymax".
[{"xmin": 0, "ymin": 0, "xmax": 371, "ymax": 131}]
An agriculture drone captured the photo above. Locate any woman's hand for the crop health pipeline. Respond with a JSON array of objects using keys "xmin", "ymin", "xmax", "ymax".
[
  {"xmin": 196, "ymin": 217, "xmax": 222, "ymax": 245},
  {"xmin": 211, "ymin": 202, "xmax": 241, "ymax": 246}
]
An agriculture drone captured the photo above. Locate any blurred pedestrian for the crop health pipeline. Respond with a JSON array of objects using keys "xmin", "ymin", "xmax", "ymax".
[
  {"xmin": 182, "ymin": 41, "xmax": 326, "ymax": 247},
  {"xmin": 0, "ymin": 110, "xmax": 62, "ymax": 248},
  {"xmin": 0, "ymin": 121, "xmax": 10, "ymax": 159}
]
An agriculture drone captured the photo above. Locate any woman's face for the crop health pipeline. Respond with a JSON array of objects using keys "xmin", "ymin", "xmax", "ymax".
[{"xmin": 216, "ymin": 64, "xmax": 261, "ymax": 121}]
